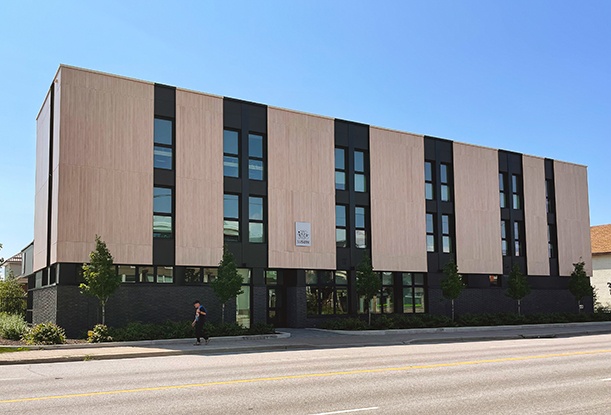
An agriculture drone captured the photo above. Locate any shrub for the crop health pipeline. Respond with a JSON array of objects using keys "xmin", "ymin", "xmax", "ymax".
[
  {"xmin": 0, "ymin": 312, "xmax": 28, "ymax": 340},
  {"xmin": 87, "ymin": 324, "xmax": 113, "ymax": 343},
  {"xmin": 107, "ymin": 320, "xmax": 275, "ymax": 342},
  {"xmin": 22, "ymin": 322, "xmax": 66, "ymax": 345},
  {"xmin": 371, "ymin": 315, "xmax": 394, "ymax": 330}
]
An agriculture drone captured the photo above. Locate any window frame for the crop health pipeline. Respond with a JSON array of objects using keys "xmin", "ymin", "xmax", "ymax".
[
  {"xmin": 153, "ymin": 185, "xmax": 174, "ymax": 239},
  {"xmin": 248, "ymin": 196, "xmax": 265, "ymax": 243},
  {"xmin": 223, "ymin": 129, "xmax": 241, "ymax": 178},
  {"xmin": 248, "ymin": 132, "xmax": 266, "ymax": 181},
  {"xmin": 154, "ymin": 117, "xmax": 174, "ymax": 171},
  {"xmin": 223, "ymin": 193, "xmax": 241, "ymax": 242},
  {"xmin": 306, "ymin": 270, "xmax": 349, "ymax": 316},
  {"xmin": 335, "ymin": 147, "xmax": 347, "ymax": 190}
]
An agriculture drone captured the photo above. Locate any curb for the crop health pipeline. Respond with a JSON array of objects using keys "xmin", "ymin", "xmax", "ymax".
[
  {"xmin": 0, "ymin": 331, "xmax": 291, "ymax": 351},
  {"xmin": 310, "ymin": 321, "xmax": 611, "ymax": 336}
]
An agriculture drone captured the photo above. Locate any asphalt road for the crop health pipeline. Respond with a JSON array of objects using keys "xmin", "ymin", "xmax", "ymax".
[{"xmin": 1, "ymin": 334, "xmax": 611, "ymax": 414}]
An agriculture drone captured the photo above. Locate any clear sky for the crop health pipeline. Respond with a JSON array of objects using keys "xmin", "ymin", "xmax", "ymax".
[{"xmin": 0, "ymin": 0, "xmax": 609, "ymax": 260}]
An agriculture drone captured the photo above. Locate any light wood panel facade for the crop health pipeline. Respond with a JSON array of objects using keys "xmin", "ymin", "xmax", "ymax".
[
  {"xmin": 523, "ymin": 155, "xmax": 550, "ymax": 276},
  {"xmin": 175, "ymin": 89, "xmax": 224, "ymax": 266},
  {"xmin": 53, "ymin": 66, "xmax": 155, "ymax": 265},
  {"xmin": 555, "ymin": 161, "xmax": 592, "ymax": 276},
  {"xmin": 453, "ymin": 143, "xmax": 503, "ymax": 274},
  {"xmin": 267, "ymin": 107, "xmax": 336, "ymax": 269},
  {"xmin": 369, "ymin": 127, "xmax": 427, "ymax": 272},
  {"xmin": 33, "ymin": 91, "xmax": 51, "ymax": 272}
]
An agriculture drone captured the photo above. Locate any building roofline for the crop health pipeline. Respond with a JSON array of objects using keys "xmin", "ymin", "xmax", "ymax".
[{"xmin": 37, "ymin": 65, "xmax": 588, "ymax": 168}]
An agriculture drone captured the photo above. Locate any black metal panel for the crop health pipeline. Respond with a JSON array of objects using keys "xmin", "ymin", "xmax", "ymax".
[
  {"xmin": 248, "ymin": 104, "xmax": 267, "ymax": 134},
  {"xmin": 503, "ymin": 256, "xmax": 512, "ymax": 274},
  {"xmin": 427, "ymin": 253, "xmax": 439, "ymax": 272},
  {"xmin": 549, "ymin": 258, "xmax": 559, "ymax": 276},
  {"xmin": 426, "ymin": 199, "xmax": 437, "ymax": 213},
  {"xmin": 354, "ymin": 192, "xmax": 370, "ymax": 206},
  {"xmin": 154, "ymin": 169, "xmax": 175, "ymax": 187},
  {"xmin": 223, "ymin": 99, "xmax": 242, "ymax": 130},
  {"xmin": 335, "ymin": 191, "xmax": 350, "ymax": 205},
  {"xmin": 467, "ymin": 274, "xmax": 489, "ymax": 288},
  {"xmin": 424, "ymin": 138, "xmax": 436, "ymax": 160},
  {"xmin": 224, "ymin": 177, "xmax": 242, "ymax": 194},
  {"xmin": 153, "ymin": 238, "xmax": 175, "ymax": 265},
  {"xmin": 154, "ymin": 84, "xmax": 175, "ymax": 118},
  {"xmin": 547, "ymin": 212, "xmax": 556, "ymax": 224},
  {"xmin": 529, "ymin": 275, "xmax": 569, "ymax": 289},
  {"xmin": 46, "ymin": 83, "xmax": 55, "ymax": 268},
  {"xmin": 336, "ymin": 248, "xmax": 351, "ymax": 270},
  {"xmin": 242, "ymin": 244, "xmax": 268, "ymax": 269},
  {"xmin": 349, "ymin": 123, "xmax": 369, "ymax": 150},
  {"xmin": 226, "ymin": 242, "xmax": 243, "ymax": 266},
  {"xmin": 335, "ymin": 121, "xmax": 349, "ymax": 147},
  {"xmin": 249, "ymin": 180, "xmax": 267, "ymax": 196}
]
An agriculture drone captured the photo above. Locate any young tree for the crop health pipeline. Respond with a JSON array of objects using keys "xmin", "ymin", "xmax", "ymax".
[
  {"xmin": 568, "ymin": 260, "xmax": 593, "ymax": 313},
  {"xmin": 505, "ymin": 262, "xmax": 531, "ymax": 315},
  {"xmin": 80, "ymin": 236, "xmax": 120, "ymax": 325},
  {"xmin": 355, "ymin": 252, "xmax": 381, "ymax": 326},
  {"xmin": 441, "ymin": 259, "xmax": 465, "ymax": 321},
  {"xmin": 0, "ymin": 269, "xmax": 27, "ymax": 316},
  {"xmin": 211, "ymin": 245, "xmax": 244, "ymax": 324}
]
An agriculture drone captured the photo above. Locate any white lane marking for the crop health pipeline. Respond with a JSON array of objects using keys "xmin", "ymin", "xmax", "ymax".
[
  {"xmin": 309, "ymin": 407, "xmax": 379, "ymax": 415},
  {"xmin": 602, "ymin": 378, "xmax": 611, "ymax": 381}
]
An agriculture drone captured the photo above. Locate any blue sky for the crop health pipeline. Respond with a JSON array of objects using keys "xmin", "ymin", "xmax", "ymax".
[{"xmin": 0, "ymin": 0, "xmax": 609, "ymax": 259}]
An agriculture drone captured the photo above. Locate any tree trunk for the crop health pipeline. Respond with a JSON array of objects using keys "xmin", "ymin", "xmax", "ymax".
[
  {"xmin": 221, "ymin": 302, "xmax": 225, "ymax": 324},
  {"xmin": 578, "ymin": 300, "xmax": 581, "ymax": 314},
  {"xmin": 451, "ymin": 299, "xmax": 455, "ymax": 321},
  {"xmin": 101, "ymin": 302, "xmax": 106, "ymax": 326},
  {"xmin": 517, "ymin": 299, "xmax": 521, "ymax": 316}
]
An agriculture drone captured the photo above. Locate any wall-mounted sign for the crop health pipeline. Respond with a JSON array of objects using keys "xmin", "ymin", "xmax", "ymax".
[{"xmin": 295, "ymin": 222, "xmax": 311, "ymax": 246}]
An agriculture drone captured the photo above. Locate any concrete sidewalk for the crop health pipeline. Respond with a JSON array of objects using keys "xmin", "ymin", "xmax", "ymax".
[{"xmin": 2, "ymin": 321, "xmax": 611, "ymax": 365}]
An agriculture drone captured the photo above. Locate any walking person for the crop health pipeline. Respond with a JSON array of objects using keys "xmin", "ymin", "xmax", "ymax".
[{"xmin": 192, "ymin": 300, "xmax": 210, "ymax": 345}]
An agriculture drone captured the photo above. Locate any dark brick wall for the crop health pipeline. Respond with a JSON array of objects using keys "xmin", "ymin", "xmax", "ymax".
[
  {"xmin": 32, "ymin": 286, "xmax": 58, "ymax": 325},
  {"xmin": 286, "ymin": 286, "xmax": 307, "ymax": 328},
  {"xmin": 252, "ymin": 286, "xmax": 267, "ymax": 324},
  {"xmin": 428, "ymin": 287, "xmax": 593, "ymax": 318},
  {"xmin": 54, "ymin": 285, "xmax": 236, "ymax": 338}
]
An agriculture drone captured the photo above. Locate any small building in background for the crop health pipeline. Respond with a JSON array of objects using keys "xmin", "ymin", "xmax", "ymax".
[{"xmin": 591, "ymin": 225, "xmax": 611, "ymax": 307}]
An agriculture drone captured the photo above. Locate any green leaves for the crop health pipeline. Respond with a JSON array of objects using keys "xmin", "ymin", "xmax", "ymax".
[
  {"xmin": 355, "ymin": 253, "xmax": 381, "ymax": 306},
  {"xmin": 80, "ymin": 236, "xmax": 120, "ymax": 324},
  {"xmin": 568, "ymin": 260, "xmax": 593, "ymax": 304},
  {"xmin": 506, "ymin": 263, "xmax": 531, "ymax": 301},
  {"xmin": 211, "ymin": 245, "xmax": 244, "ymax": 310},
  {"xmin": 441, "ymin": 259, "xmax": 465, "ymax": 301}
]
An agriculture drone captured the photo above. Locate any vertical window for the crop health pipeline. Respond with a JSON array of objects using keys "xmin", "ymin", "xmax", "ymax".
[
  {"xmin": 361, "ymin": 272, "xmax": 394, "ymax": 314},
  {"xmin": 224, "ymin": 194, "xmax": 240, "ymax": 241},
  {"xmin": 223, "ymin": 129, "xmax": 240, "ymax": 178},
  {"xmin": 354, "ymin": 151, "xmax": 367, "ymax": 192},
  {"xmin": 514, "ymin": 221, "xmax": 523, "ymax": 256},
  {"xmin": 156, "ymin": 266, "xmax": 173, "ymax": 283},
  {"xmin": 154, "ymin": 118, "xmax": 173, "ymax": 170},
  {"xmin": 335, "ymin": 148, "xmax": 346, "ymax": 190},
  {"xmin": 306, "ymin": 270, "xmax": 348, "ymax": 315},
  {"xmin": 426, "ymin": 213, "xmax": 435, "ymax": 252},
  {"xmin": 501, "ymin": 220, "xmax": 509, "ymax": 256},
  {"xmin": 248, "ymin": 133, "xmax": 265, "ymax": 180},
  {"xmin": 425, "ymin": 161, "xmax": 434, "ymax": 200},
  {"xmin": 548, "ymin": 224, "xmax": 557, "ymax": 258},
  {"xmin": 403, "ymin": 273, "xmax": 426, "ymax": 313},
  {"xmin": 248, "ymin": 196, "xmax": 265, "ymax": 243},
  {"xmin": 236, "ymin": 269, "xmax": 251, "ymax": 328},
  {"xmin": 153, "ymin": 187, "xmax": 172, "ymax": 238},
  {"xmin": 355, "ymin": 206, "xmax": 367, "ymax": 249},
  {"xmin": 545, "ymin": 179, "xmax": 554, "ymax": 213},
  {"xmin": 118, "ymin": 265, "xmax": 136, "ymax": 283},
  {"xmin": 489, "ymin": 275, "xmax": 501, "ymax": 287},
  {"xmin": 185, "ymin": 267, "xmax": 202, "ymax": 283},
  {"xmin": 499, "ymin": 173, "xmax": 507, "ymax": 208},
  {"xmin": 442, "ymin": 215, "xmax": 452, "ymax": 253},
  {"xmin": 512, "ymin": 175, "xmax": 521, "ymax": 209},
  {"xmin": 139, "ymin": 266, "xmax": 154, "ymax": 283},
  {"xmin": 440, "ymin": 164, "xmax": 451, "ymax": 202},
  {"xmin": 336, "ymin": 205, "xmax": 348, "ymax": 247}
]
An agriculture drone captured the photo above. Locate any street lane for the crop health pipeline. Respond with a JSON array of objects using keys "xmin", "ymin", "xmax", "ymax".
[{"xmin": 2, "ymin": 334, "xmax": 611, "ymax": 414}]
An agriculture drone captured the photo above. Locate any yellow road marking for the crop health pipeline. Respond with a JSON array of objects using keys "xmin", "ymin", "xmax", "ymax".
[{"xmin": 2, "ymin": 349, "xmax": 611, "ymax": 404}]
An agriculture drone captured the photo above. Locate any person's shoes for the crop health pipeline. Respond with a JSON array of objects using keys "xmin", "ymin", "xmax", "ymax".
[
  {"xmin": 194, "ymin": 341, "xmax": 201, "ymax": 346},
  {"xmin": 205, "ymin": 338, "xmax": 210, "ymax": 345}
]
